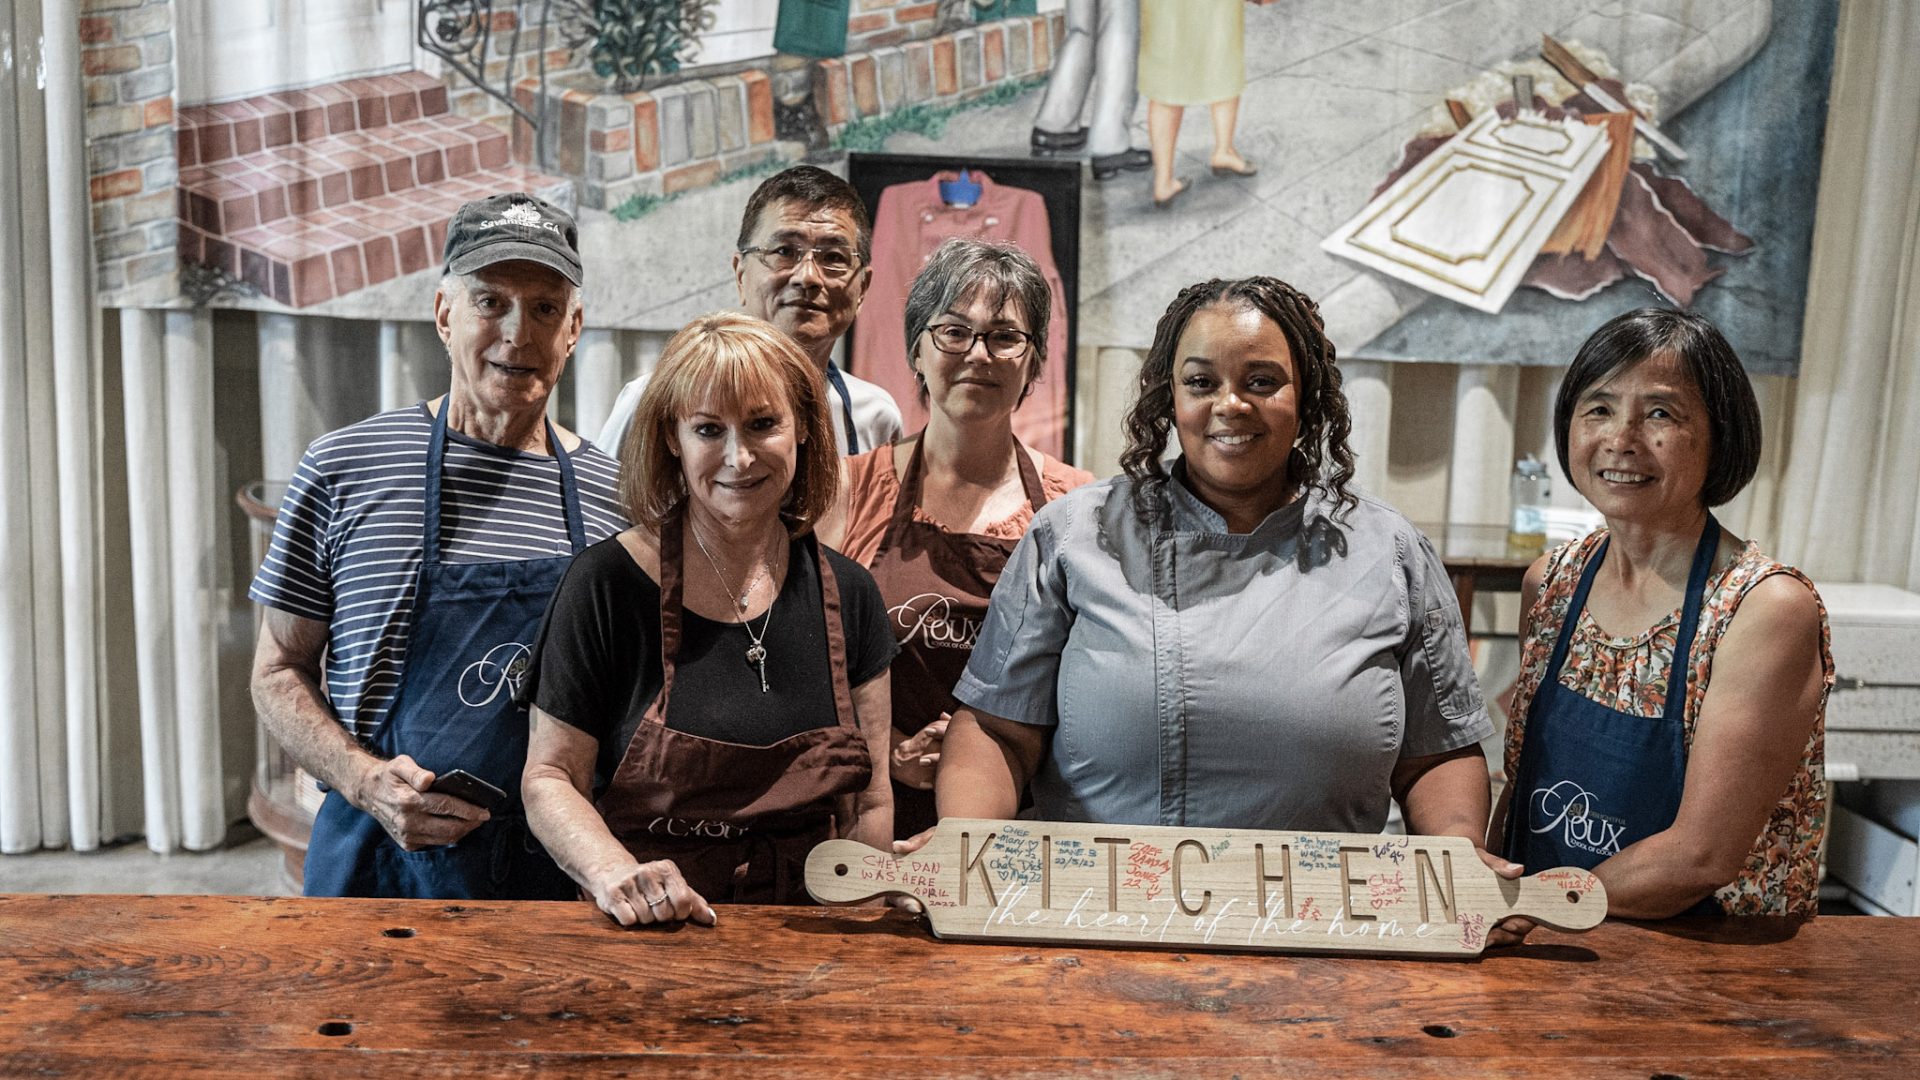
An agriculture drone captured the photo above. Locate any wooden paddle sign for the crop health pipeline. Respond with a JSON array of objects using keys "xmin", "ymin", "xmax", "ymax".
[{"xmin": 806, "ymin": 819, "xmax": 1607, "ymax": 957}]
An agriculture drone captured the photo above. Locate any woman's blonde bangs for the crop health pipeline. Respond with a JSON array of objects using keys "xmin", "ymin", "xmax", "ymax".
[{"xmin": 620, "ymin": 313, "xmax": 840, "ymax": 531}]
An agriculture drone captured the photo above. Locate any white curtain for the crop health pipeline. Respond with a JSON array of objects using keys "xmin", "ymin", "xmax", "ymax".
[
  {"xmin": 2, "ymin": 0, "xmax": 231, "ymax": 855},
  {"xmin": 1769, "ymin": 0, "xmax": 1920, "ymax": 590},
  {"xmin": 3, "ymin": 0, "xmax": 107, "ymax": 854}
]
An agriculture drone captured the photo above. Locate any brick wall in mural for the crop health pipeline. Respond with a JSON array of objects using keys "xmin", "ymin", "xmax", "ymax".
[{"xmin": 82, "ymin": 0, "xmax": 181, "ymax": 306}]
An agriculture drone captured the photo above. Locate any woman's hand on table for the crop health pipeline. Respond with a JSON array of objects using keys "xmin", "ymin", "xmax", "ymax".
[
  {"xmin": 885, "ymin": 827, "xmax": 938, "ymax": 913},
  {"xmin": 1486, "ymin": 915, "xmax": 1537, "ymax": 948},
  {"xmin": 1472, "ymin": 846, "xmax": 1538, "ymax": 948},
  {"xmin": 890, "ymin": 716, "xmax": 951, "ymax": 791},
  {"xmin": 588, "ymin": 857, "xmax": 716, "ymax": 927}
]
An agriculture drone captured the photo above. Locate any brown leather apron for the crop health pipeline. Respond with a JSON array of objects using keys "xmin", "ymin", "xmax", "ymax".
[
  {"xmin": 592, "ymin": 509, "xmax": 873, "ymax": 904},
  {"xmin": 866, "ymin": 437, "xmax": 1048, "ymax": 837}
]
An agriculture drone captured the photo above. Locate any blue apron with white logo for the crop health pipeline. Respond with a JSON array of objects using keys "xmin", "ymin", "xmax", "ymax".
[
  {"xmin": 1503, "ymin": 516, "xmax": 1722, "ymax": 915},
  {"xmin": 304, "ymin": 404, "xmax": 583, "ymax": 899}
]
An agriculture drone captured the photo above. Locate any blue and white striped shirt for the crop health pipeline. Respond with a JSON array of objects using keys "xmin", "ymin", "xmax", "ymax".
[{"xmin": 248, "ymin": 403, "xmax": 628, "ymax": 742}]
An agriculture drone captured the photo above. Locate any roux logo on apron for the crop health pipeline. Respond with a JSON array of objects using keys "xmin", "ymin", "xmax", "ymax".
[
  {"xmin": 1528, "ymin": 780, "xmax": 1627, "ymax": 857},
  {"xmin": 646, "ymin": 817, "xmax": 749, "ymax": 840},
  {"xmin": 459, "ymin": 641, "xmax": 534, "ymax": 707},
  {"xmin": 888, "ymin": 591, "xmax": 984, "ymax": 650},
  {"xmin": 864, "ymin": 436, "xmax": 1049, "ymax": 838}
]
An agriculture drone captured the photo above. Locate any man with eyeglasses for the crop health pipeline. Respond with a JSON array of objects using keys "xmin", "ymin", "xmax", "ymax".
[{"xmin": 597, "ymin": 166, "xmax": 904, "ymax": 458}]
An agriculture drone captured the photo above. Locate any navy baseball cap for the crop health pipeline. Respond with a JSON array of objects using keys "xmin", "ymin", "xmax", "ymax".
[{"xmin": 443, "ymin": 193, "xmax": 583, "ymax": 286}]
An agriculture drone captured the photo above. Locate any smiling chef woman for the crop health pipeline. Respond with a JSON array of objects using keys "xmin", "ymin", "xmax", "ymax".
[{"xmin": 909, "ymin": 276, "xmax": 1522, "ymax": 936}]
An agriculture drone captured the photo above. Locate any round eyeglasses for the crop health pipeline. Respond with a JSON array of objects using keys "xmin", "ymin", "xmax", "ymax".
[
  {"xmin": 925, "ymin": 323, "xmax": 1034, "ymax": 358},
  {"xmin": 738, "ymin": 244, "xmax": 863, "ymax": 280}
]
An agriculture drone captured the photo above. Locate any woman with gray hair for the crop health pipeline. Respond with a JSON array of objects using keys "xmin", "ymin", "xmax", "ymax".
[{"xmin": 820, "ymin": 237, "xmax": 1092, "ymax": 839}]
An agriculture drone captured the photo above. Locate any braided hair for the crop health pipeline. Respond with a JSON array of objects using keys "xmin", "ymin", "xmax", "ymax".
[{"xmin": 1120, "ymin": 277, "xmax": 1356, "ymax": 525}]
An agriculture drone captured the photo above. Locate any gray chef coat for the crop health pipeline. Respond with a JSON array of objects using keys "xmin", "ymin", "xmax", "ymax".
[{"xmin": 953, "ymin": 468, "xmax": 1491, "ymax": 833}]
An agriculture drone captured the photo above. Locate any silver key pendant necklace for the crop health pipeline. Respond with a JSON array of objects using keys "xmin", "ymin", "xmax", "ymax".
[{"xmin": 689, "ymin": 518, "xmax": 778, "ymax": 693}]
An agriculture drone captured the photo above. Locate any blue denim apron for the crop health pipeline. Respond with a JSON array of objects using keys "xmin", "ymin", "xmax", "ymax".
[
  {"xmin": 304, "ymin": 404, "xmax": 585, "ymax": 899},
  {"xmin": 1503, "ymin": 516, "xmax": 1721, "ymax": 915}
]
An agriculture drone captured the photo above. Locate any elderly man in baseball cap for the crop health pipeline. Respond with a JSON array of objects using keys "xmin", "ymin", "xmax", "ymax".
[{"xmin": 250, "ymin": 192, "xmax": 630, "ymax": 900}]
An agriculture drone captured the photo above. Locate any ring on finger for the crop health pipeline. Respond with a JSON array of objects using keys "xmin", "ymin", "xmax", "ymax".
[{"xmin": 644, "ymin": 893, "xmax": 667, "ymax": 909}]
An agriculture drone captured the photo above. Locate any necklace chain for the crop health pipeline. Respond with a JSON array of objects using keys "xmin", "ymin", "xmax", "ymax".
[
  {"xmin": 689, "ymin": 518, "xmax": 770, "ymax": 612},
  {"xmin": 687, "ymin": 518, "xmax": 778, "ymax": 693}
]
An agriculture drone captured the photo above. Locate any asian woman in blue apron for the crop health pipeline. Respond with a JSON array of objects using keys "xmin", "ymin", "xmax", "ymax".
[
  {"xmin": 1492, "ymin": 306, "xmax": 1831, "ymax": 925},
  {"xmin": 1502, "ymin": 516, "xmax": 1721, "ymax": 916}
]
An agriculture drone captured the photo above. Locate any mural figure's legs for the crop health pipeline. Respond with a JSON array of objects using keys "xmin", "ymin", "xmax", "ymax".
[
  {"xmin": 1147, "ymin": 100, "xmax": 1188, "ymax": 207},
  {"xmin": 1033, "ymin": 0, "xmax": 1148, "ymax": 179},
  {"xmin": 1140, "ymin": 0, "xmax": 1255, "ymax": 206},
  {"xmin": 1085, "ymin": 1, "xmax": 1145, "ymax": 174},
  {"xmin": 1209, "ymin": 97, "xmax": 1255, "ymax": 178},
  {"xmin": 1031, "ymin": 0, "xmax": 1095, "ymax": 153},
  {"xmin": 1148, "ymin": 92, "xmax": 1253, "ymax": 207}
]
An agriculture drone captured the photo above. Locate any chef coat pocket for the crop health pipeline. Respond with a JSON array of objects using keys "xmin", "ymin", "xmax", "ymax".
[{"xmin": 1417, "ymin": 602, "xmax": 1484, "ymax": 721}]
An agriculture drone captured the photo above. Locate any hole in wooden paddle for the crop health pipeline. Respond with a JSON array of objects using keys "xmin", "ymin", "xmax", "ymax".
[
  {"xmin": 1422, "ymin": 1024, "xmax": 1457, "ymax": 1039},
  {"xmin": 382, "ymin": 927, "xmax": 416, "ymax": 938},
  {"xmin": 1567, "ymin": 891, "xmax": 1581, "ymax": 904},
  {"xmin": 317, "ymin": 1021, "xmax": 353, "ymax": 1037},
  {"xmin": 835, "ymin": 863, "xmax": 849, "ymax": 876}
]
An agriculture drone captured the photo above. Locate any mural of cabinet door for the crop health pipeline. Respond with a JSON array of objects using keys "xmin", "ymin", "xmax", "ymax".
[
  {"xmin": 177, "ymin": 0, "xmax": 416, "ymax": 105},
  {"xmin": 1322, "ymin": 108, "xmax": 1612, "ymax": 315}
]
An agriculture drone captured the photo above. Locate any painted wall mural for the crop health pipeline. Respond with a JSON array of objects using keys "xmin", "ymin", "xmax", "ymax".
[{"xmin": 81, "ymin": 0, "xmax": 1831, "ymax": 375}]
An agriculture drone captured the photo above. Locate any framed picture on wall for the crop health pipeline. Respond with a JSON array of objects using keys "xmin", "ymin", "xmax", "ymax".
[{"xmin": 845, "ymin": 152, "xmax": 1083, "ymax": 464}]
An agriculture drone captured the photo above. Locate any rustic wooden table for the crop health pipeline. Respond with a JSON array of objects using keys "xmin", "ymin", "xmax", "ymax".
[{"xmin": 2, "ymin": 895, "xmax": 1912, "ymax": 1078}]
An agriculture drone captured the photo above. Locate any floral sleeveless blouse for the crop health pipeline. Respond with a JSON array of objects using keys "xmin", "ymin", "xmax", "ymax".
[{"xmin": 1503, "ymin": 530, "xmax": 1831, "ymax": 916}]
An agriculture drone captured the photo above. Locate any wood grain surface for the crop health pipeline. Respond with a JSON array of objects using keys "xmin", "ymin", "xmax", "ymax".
[
  {"xmin": 804, "ymin": 821, "xmax": 1606, "ymax": 956},
  {"xmin": 2, "ymin": 894, "xmax": 1914, "ymax": 1078}
]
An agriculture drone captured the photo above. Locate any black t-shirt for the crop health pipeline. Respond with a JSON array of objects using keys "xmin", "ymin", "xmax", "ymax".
[{"xmin": 523, "ymin": 533, "xmax": 897, "ymax": 792}]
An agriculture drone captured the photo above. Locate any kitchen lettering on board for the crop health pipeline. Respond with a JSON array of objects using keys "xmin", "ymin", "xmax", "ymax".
[{"xmin": 807, "ymin": 819, "xmax": 1606, "ymax": 958}]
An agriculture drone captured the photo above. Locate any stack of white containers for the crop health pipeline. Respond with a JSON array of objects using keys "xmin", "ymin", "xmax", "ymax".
[{"xmin": 1820, "ymin": 584, "xmax": 1920, "ymax": 916}]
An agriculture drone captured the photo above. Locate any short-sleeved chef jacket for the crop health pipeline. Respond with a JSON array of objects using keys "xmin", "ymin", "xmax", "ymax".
[{"xmin": 953, "ymin": 470, "xmax": 1491, "ymax": 833}]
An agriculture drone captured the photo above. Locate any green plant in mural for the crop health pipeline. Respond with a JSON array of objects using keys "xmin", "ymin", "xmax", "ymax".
[{"xmin": 587, "ymin": 0, "xmax": 721, "ymax": 92}]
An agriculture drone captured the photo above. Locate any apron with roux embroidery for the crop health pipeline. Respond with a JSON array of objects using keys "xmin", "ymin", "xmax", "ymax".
[{"xmin": 592, "ymin": 510, "xmax": 872, "ymax": 902}]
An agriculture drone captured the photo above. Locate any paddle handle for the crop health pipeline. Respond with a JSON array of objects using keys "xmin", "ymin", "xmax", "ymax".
[
  {"xmin": 805, "ymin": 839, "xmax": 928, "ymax": 906},
  {"xmin": 1501, "ymin": 867, "xmax": 1609, "ymax": 931}
]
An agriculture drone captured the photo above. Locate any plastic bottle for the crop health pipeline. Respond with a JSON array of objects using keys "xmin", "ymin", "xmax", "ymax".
[{"xmin": 1508, "ymin": 455, "xmax": 1550, "ymax": 555}]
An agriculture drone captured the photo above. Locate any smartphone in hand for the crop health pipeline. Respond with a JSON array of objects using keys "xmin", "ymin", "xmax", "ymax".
[{"xmin": 430, "ymin": 768, "xmax": 508, "ymax": 812}]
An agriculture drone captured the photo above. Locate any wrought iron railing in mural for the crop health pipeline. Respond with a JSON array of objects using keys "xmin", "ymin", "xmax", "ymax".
[
  {"xmin": 420, "ymin": 1, "xmax": 591, "ymax": 134},
  {"xmin": 418, "ymin": 1, "xmax": 722, "ymax": 170}
]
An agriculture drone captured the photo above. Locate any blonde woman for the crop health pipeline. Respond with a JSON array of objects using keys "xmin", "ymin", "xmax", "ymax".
[{"xmin": 522, "ymin": 313, "xmax": 896, "ymax": 926}]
